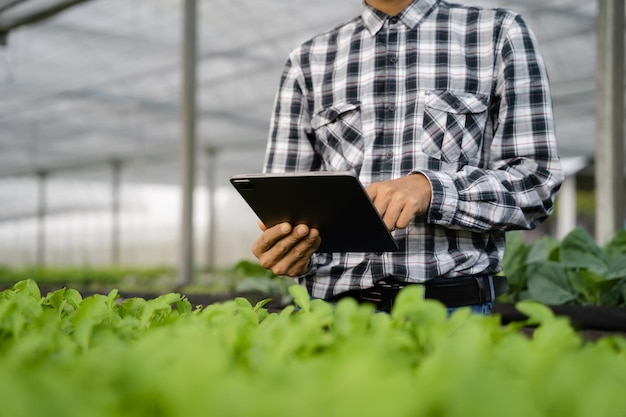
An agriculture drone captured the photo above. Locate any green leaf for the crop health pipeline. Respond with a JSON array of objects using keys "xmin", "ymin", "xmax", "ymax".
[
  {"xmin": 500, "ymin": 233, "xmax": 530, "ymax": 301},
  {"xmin": 136, "ymin": 293, "xmax": 181, "ymax": 327},
  {"xmin": 64, "ymin": 289, "xmax": 83, "ymax": 309},
  {"xmin": 604, "ymin": 228, "xmax": 626, "ymax": 256},
  {"xmin": 567, "ymin": 270, "xmax": 600, "ymax": 305},
  {"xmin": 232, "ymin": 260, "xmax": 277, "ymax": 279},
  {"xmin": 12, "ymin": 279, "xmax": 41, "ymax": 300},
  {"xmin": 106, "ymin": 289, "xmax": 119, "ymax": 311},
  {"xmin": 501, "ymin": 231, "xmax": 529, "ymax": 274},
  {"xmin": 253, "ymin": 298, "xmax": 272, "ymax": 311},
  {"xmin": 44, "ymin": 288, "xmax": 67, "ymax": 312},
  {"xmin": 288, "ymin": 284, "xmax": 311, "ymax": 312},
  {"xmin": 567, "ymin": 270, "xmax": 624, "ymax": 306},
  {"xmin": 515, "ymin": 300, "xmax": 556, "ymax": 324},
  {"xmin": 234, "ymin": 297, "xmax": 252, "ymax": 309},
  {"xmin": 154, "ymin": 292, "xmax": 182, "ymax": 306},
  {"xmin": 606, "ymin": 252, "xmax": 626, "ymax": 280},
  {"xmin": 559, "ymin": 227, "xmax": 608, "ymax": 275},
  {"xmin": 598, "ymin": 279, "xmax": 625, "ymax": 307},
  {"xmin": 526, "ymin": 236, "xmax": 560, "ymax": 264},
  {"xmin": 176, "ymin": 297, "xmax": 193, "ymax": 315},
  {"xmin": 71, "ymin": 294, "xmax": 112, "ymax": 350},
  {"xmin": 527, "ymin": 262, "xmax": 576, "ymax": 305},
  {"xmin": 118, "ymin": 297, "xmax": 147, "ymax": 319}
]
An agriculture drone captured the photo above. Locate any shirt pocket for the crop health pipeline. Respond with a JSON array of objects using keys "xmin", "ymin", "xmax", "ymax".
[
  {"xmin": 311, "ymin": 101, "xmax": 364, "ymax": 174},
  {"xmin": 421, "ymin": 91, "xmax": 489, "ymax": 164}
]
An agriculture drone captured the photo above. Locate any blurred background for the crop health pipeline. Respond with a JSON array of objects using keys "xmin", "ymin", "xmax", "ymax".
[{"xmin": 0, "ymin": 0, "xmax": 624, "ymax": 287}]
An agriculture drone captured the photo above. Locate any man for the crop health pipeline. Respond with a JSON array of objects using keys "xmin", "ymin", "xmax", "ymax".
[{"xmin": 251, "ymin": 0, "xmax": 563, "ymax": 314}]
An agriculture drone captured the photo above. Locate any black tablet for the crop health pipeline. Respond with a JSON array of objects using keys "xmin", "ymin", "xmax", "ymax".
[{"xmin": 230, "ymin": 171, "xmax": 398, "ymax": 253}]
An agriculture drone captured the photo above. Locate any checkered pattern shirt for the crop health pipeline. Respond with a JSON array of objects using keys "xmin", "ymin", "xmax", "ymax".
[{"xmin": 263, "ymin": 0, "xmax": 563, "ymax": 300}]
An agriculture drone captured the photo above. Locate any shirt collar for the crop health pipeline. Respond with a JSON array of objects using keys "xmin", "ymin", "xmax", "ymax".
[{"xmin": 361, "ymin": 0, "xmax": 440, "ymax": 36}]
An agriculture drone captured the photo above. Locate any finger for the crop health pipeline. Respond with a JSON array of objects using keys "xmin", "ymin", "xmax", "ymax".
[
  {"xmin": 252, "ymin": 222, "xmax": 292, "ymax": 257},
  {"xmin": 382, "ymin": 202, "xmax": 403, "ymax": 231},
  {"xmin": 257, "ymin": 219, "xmax": 268, "ymax": 231},
  {"xmin": 366, "ymin": 183, "xmax": 390, "ymax": 218},
  {"xmin": 254, "ymin": 223, "xmax": 308, "ymax": 265},
  {"xmin": 395, "ymin": 207, "xmax": 416, "ymax": 230},
  {"xmin": 293, "ymin": 227, "xmax": 321, "ymax": 259},
  {"xmin": 365, "ymin": 183, "xmax": 378, "ymax": 200},
  {"xmin": 280, "ymin": 228, "xmax": 322, "ymax": 276},
  {"xmin": 263, "ymin": 227, "xmax": 321, "ymax": 276},
  {"xmin": 280, "ymin": 224, "xmax": 311, "ymax": 251}
]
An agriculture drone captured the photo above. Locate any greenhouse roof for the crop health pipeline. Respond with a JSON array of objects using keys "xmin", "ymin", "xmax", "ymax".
[{"xmin": 0, "ymin": 0, "xmax": 616, "ymax": 188}]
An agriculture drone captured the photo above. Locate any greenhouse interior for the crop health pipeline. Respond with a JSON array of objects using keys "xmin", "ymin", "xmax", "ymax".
[
  {"xmin": 0, "ymin": 0, "xmax": 624, "ymax": 279},
  {"xmin": 1, "ymin": 1, "xmax": 626, "ymax": 416}
]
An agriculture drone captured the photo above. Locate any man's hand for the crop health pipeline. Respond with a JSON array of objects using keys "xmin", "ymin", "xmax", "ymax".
[
  {"xmin": 252, "ymin": 221, "xmax": 321, "ymax": 277},
  {"xmin": 366, "ymin": 173, "xmax": 432, "ymax": 231}
]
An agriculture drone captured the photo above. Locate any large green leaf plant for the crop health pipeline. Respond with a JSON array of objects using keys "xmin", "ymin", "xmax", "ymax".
[{"xmin": 499, "ymin": 227, "xmax": 626, "ymax": 306}]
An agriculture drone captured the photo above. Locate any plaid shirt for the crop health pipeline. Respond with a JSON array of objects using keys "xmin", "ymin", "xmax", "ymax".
[{"xmin": 263, "ymin": 0, "xmax": 563, "ymax": 300}]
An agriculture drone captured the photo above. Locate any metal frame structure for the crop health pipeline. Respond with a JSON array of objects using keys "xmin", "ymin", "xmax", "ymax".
[{"xmin": 596, "ymin": 0, "xmax": 625, "ymax": 244}]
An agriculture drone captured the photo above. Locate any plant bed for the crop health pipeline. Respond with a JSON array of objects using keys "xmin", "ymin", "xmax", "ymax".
[
  {"xmin": 8, "ymin": 280, "xmax": 625, "ymax": 338},
  {"xmin": 494, "ymin": 302, "xmax": 626, "ymax": 331},
  {"xmin": 103, "ymin": 289, "xmax": 626, "ymax": 340},
  {"xmin": 116, "ymin": 289, "xmax": 287, "ymax": 313},
  {"xmin": 36, "ymin": 282, "xmax": 625, "ymax": 336},
  {"xmin": 1, "ymin": 280, "xmax": 626, "ymax": 417},
  {"xmin": 88, "ymin": 289, "xmax": 626, "ymax": 334},
  {"xmin": 494, "ymin": 302, "xmax": 626, "ymax": 340},
  {"xmin": 18, "ymin": 283, "xmax": 289, "ymax": 314}
]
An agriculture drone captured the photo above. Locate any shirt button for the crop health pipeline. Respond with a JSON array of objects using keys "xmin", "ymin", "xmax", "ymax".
[
  {"xmin": 387, "ymin": 104, "xmax": 396, "ymax": 112},
  {"xmin": 388, "ymin": 55, "xmax": 397, "ymax": 64},
  {"xmin": 389, "ymin": 17, "xmax": 399, "ymax": 24},
  {"xmin": 385, "ymin": 150, "xmax": 394, "ymax": 159},
  {"xmin": 451, "ymin": 100, "xmax": 461, "ymax": 110},
  {"xmin": 433, "ymin": 212, "xmax": 443, "ymax": 220}
]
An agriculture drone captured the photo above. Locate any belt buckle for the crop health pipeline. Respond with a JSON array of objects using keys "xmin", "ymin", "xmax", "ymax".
[{"xmin": 360, "ymin": 289, "xmax": 383, "ymax": 304}]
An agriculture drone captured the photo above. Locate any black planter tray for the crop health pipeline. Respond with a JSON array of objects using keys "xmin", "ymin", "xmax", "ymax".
[{"xmin": 494, "ymin": 302, "xmax": 626, "ymax": 332}]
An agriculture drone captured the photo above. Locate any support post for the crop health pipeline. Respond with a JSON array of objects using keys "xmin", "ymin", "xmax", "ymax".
[
  {"xmin": 556, "ymin": 156, "xmax": 588, "ymax": 240},
  {"xmin": 205, "ymin": 147, "xmax": 217, "ymax": 271},
  {"xmin": 557, "ymin": 176, "xmax": 577, "ymax": 240},
  {"xmin": 595, "ymin": 0, "xmax": 625, "ymax": 244},
  {"xmin": 111, "ymin": 160, "xmax": 121, "ymax": 265},
  {"xmin": 36, "ymin": 171, "xmax": 47, "ymax": 266},
  {"xmin": 179, "ymin": 0, "xmax": 197, "ymax": 285}
]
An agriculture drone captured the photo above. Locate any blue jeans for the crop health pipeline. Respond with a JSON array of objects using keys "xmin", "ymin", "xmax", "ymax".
[
  {"xmin": 447, "ymin": 275, "xmax": 496, "ymax": 316},
  {"xmin": 310, "ymin": 298, "xmax": 494, "ymax": 316},
  {"xmin": 448, "ymin": 301, "xmax": 493, "ymax": 316}
]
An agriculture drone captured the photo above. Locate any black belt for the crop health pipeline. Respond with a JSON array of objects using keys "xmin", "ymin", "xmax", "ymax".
[{"xmin": 332, "ymin": 275, "xmax": 509, "ymax": 311}]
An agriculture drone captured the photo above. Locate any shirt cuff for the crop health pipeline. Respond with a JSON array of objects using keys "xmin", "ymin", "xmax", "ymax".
[
  {"xmin": 411, "ymin": 170, "xmax": 459, "ymax": 225},
  {"xmin": 295, "ymin": 255, "xmax": 317, "ymax": 279}
]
